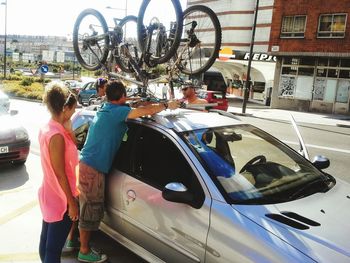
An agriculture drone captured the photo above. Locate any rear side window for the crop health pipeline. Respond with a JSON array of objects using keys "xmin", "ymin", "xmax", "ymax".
[
  {"xmin": 113, "ymin": 123, "xmax": 139, "ymax": 174},
  {"xmin": 72, "ymin": 113, "xmax": 94, "ymax": 150}
]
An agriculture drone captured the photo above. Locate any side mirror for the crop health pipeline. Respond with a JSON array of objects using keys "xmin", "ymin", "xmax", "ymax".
[
  {"xmin": 312, "ymin": 155, "xmax": 330, "ymax": 170},
  {"xmin": 162, "ymin": 182, "xmax": 196, "ymax": 208},
  {"xmin": 10, "ymin": 110, "xmax": 18, "ymax": 116}
]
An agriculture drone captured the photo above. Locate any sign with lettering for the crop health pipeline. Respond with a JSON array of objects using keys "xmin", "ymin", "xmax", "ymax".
[{"xmin": 219, "ymin": 48, "xmax": 277, "ymax": 62}]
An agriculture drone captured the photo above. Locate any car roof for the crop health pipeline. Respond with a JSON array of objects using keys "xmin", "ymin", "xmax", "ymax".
[
  {"xmin": 77, "ymin": 107, "xmax": 243, "ymax": 132},
  {"xmin": 149, "ymin": 110, "xmax": 242, "ymax": 132}
]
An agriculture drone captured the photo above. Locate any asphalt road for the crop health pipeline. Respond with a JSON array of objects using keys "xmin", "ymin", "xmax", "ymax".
[
  {"xmin": 235, "ymin": 115, "xmax": 350, "ymax": 183},
  {"xmin": 1, "ymin": 98, "xmax": 349, "ymax": 263}
]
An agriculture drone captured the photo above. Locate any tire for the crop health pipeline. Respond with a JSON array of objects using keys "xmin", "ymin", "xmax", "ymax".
[
  {"xmin": 137, "ymin": 0, "xmax": 183, "ymax": 65},
  {"xmin": 114, "ymin": 15, "xmax": 140, "ymax": 73},
  {"xmin": 78, "ymin": 96, "xmax": 83, "ymax": 105},
  {"xmin": 176, "ymin": 5, "xmax": 222, "ymax": 75},
  {"xmin": 73, "ymin": 9, "xmax": 109, "ymax": 71}
]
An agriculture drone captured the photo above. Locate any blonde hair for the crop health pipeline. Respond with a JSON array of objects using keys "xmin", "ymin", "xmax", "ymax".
[{"xmin": 43, "ymin": 81, "xmax": 76, "ymax": 115}]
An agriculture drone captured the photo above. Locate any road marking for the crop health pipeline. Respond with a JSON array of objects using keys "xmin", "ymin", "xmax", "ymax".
[
  {"xmin": 0, "ymin": 200, "xmax": 38, "ymax": 226},
  {"xmin": 0, "ymin": 186, "xmax": 31, "ymax": 196},
  {"xmin": 0, "ymin": 252, "xmax": 39, "ymax": 261},
  {"xmin": 283, "ymin": 140, "xmax": 350, "ymax": 154}
]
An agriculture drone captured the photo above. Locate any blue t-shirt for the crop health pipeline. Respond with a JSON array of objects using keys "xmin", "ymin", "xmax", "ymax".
[{"xmin": 80, "ymin": 103, "xmax": 131, "ymax": 174}]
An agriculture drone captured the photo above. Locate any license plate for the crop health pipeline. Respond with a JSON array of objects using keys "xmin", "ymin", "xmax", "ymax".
[{"xmin": 0, "ymin": 146, "xmax": 9, "ymax": 154}]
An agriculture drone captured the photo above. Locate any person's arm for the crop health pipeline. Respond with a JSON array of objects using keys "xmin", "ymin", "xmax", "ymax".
[
  {"xmin": 49, "ymin": 134, "xmax": 79, "ymax": 221},
  {"xmin": 127, "ymin": 100, "xmax": 179, "ymax": 119}
]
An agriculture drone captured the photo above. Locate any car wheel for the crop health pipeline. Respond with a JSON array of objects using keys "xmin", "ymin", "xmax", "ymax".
[{"xmin": 78, "ymin": 96, "xmax": 83, "ymax": 105}]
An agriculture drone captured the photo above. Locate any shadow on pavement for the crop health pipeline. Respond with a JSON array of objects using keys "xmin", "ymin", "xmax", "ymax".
[
  {"xmin": 61, "ymin": 231, "xmax": 146, "ymax": 263},
  {"xmin": 0, "ymin": 163, "xmax": 29, "ymax": 191}
]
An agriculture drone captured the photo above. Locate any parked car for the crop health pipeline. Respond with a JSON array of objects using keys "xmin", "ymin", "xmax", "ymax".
[
  {"xmin": 64, "ymin": 80, "xmax": 83, "ymax": 95},
  {"xmin": 0, "ymin": 89, "xmax": 10, "ymax": 113},
  {"xmin": 72, "ymin": 108, "xmax": 349, "ymax": 263},
  {"xmin": 197, "ymin": 90, "xmax": 229, "ymax": 111},
  {"xmin": 0, "ymin": 110, "xmax": 30, "ymax": 165},
  {"xmin": 77, "ymin": 81, "xmax": 96, "ymax": 105}
]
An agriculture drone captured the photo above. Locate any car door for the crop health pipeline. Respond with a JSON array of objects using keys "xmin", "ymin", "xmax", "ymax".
[
  {"xmin": 103, "ymin": 123, "xmax": 140, "ymax": 237},
  {"xmin": 121, "ymin": 125, "xmax": 211, "ymax": 263},
  {"xmin": 81, "ymin": 82, "xmax": 96, "ymax": 102}
]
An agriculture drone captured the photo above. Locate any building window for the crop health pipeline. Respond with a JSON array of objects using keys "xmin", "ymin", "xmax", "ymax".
[
  {"xmin": 318, "ymin": 14, "xmax": 347, "ymax": 38},
  {"xmin": 281, "ymin": 15, "xmax": 307, "ymax": 38}
]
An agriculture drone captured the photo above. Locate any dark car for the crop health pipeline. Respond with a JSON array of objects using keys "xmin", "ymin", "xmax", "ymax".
[
  {"xmin": 197, "ymin": 90, "xmax": 229, "ymax": 111},
  {"xmin": 77, "ymin": 81, "xmax": 96, "ymax": 105},
  {"xmin": 0, "ymin": 111, "xmax": 30, "ymax": 165}
]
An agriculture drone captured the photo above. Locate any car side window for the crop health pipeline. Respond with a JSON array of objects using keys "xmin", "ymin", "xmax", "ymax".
[
  {"xmin": 113, "ymin": 123, "xmax": 139, "ymax": 175},
  {"xmin": 134, "ymin": 127, "xmax": 204, "ymax": 200},
  {"xmin": 72, "ymin": 114, "xmax": 94, "ymax": 150}
]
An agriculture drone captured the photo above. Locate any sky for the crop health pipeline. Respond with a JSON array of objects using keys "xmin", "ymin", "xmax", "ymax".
[{"xmin": 0, "ymin": 0, "xmax": 187, "ymax": 37}]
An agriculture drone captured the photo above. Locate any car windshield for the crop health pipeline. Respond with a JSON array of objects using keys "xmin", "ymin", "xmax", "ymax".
[{"xmin": 181, "ymin": 125, "xmax": 335, "ymax": 205}]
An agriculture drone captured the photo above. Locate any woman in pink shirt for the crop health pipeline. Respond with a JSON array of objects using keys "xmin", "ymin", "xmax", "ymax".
[{"xmin": 38, "ymin": 82, "xmax": 79, "ymax": 263}]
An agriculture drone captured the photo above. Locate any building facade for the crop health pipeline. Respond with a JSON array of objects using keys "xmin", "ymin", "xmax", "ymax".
[
  {"xmin": 0, "ymin": 34, "xmax": 74, "ymax": 64},
  {"xmin": 269, "ymin": 0, "xmax": 350, "ymax": 114},
  {"xmin": 187, "ymin": 0, "xmax": 276, "ymax": 98}
]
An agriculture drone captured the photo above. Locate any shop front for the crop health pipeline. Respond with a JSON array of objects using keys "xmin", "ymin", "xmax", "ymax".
[{"xmin": 272, "ymin": 57, "xmax": 350, "ymax": 114}]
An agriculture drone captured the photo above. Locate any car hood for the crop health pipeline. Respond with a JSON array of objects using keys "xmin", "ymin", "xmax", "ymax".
[
  {"xmin": 0, "ymin": 115, "xmax": 22, "ymax": 130},
  {"xmin": 233, "ymin": 180, "xmax": 350, "ymax": 262}
]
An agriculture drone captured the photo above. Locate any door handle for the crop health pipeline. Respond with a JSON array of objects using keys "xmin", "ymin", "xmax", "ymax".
[{"xmin": 126, "ymin": 190, "xmax": 136, "ymax": 203}]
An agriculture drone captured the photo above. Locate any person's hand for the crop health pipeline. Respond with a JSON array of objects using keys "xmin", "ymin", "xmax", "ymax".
[
  {"xmin": 167, "ymin": 100, "xmax": 181, "ymax": 110},
  {"xmin": 68, "ymin": 199, "xmax": 79, "ymax": 221}
]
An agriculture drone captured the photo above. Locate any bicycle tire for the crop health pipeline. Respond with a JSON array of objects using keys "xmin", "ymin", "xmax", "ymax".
[
  {"xmin": 73, "ymin": 9, "xmax": 109, "ymax": 71},
  {"xmin": 137, "ymin": 0, "xmax": 183, "ymax": 65},
  {"xmin": 114, "ymin": 15, "xmax": 139, "ymax": 74},
  {"xmin": 177, "ymin": 5, "xmax": 222, "ymax": 75}
]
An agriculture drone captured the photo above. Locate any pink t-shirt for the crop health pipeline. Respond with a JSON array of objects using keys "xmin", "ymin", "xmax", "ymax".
[{"xmin": 38, "ymin": 119, "xmax": 79, "ymax": 222}]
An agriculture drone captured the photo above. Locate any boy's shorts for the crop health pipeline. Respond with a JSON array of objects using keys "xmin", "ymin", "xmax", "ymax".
[{"xmin": 78, "ymin": 162, "xmax": 105, "ymax": 231}]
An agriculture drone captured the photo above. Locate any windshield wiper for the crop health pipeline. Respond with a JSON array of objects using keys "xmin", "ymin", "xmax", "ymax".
[{"xmin": 288, "ymin": 176, "xmax": 335, "ymax": 200}]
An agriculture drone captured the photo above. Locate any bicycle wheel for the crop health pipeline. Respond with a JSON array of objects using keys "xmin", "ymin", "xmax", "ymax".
[
  {"xmin": 137, "ymin": 0, "xmax": 183, "ymax": 65},
  {"xmin": 176, "ymin": 5, "xmax": 222, "ymax": 75},
  {"xmin": 114, "ymin": 15, "xmax": 141, "ymax": 74},
  {"xmin": 73, "ymin": 9, "xmax": 109, "ymax": 71}
]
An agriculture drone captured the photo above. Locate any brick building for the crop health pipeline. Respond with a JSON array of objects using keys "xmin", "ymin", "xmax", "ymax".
[{"xmin": 269, "ymin": 0, "xmax": 350, "ymax": 114}]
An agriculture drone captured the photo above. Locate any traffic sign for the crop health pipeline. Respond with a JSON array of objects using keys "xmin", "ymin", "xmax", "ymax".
[{"xmin": 40, "ymin": 65, "xmax": 49, "ymax": 74}]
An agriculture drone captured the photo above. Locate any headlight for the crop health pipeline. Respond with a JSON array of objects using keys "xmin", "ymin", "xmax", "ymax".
[{"xmin": 15, "ymin": 128, "xmax": 29, "ymax": 141}]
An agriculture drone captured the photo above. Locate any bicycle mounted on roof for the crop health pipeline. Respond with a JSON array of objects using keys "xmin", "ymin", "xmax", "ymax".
[{"xmin": 73, "ymin": 1, "xmax": 222, "ymax": 99}]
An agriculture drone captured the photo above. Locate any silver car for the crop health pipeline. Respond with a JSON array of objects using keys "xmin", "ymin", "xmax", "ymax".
[
  {"xmin": 0, "ymin": 89, "xmax": 10, "ymax": 113},
  {"xmin": 72, "ymin": 109, "xmax": 349, "ymax": 263}
]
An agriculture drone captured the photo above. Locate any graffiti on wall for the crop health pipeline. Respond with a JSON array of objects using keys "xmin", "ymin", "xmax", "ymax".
[{"xmin": 279, "ymin": 75, "xmax": 296, "ymax": 97}]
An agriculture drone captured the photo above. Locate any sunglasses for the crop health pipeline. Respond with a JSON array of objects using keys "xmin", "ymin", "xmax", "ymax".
[{"xmin": 64, "ymin": 91, "xmax": 75, "ymax": 106}]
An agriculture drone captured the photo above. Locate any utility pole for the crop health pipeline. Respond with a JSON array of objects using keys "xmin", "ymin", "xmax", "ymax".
[
  {"xmin": 1, "ymin": 0, "xmax": 7, "ymax": 79},
  {"xmin": 242, "ymin": 0, "xmax": 259, "ymax": 113}
]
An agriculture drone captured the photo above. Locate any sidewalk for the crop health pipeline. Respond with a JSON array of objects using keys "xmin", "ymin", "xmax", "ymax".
[{"xmin": 227, "ymin": 96, "xmax": 350, "ymax": 128}]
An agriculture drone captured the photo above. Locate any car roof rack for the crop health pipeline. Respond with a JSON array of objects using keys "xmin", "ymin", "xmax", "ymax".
[{"xmin": 208, "ymin": 109, "xmax": 241, "ymax": 121}]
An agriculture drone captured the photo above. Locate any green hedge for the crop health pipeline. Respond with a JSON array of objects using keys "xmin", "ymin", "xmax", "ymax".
[{"xmin": 1, "ymin": 80, "xmax": 45, "ymax": 100}]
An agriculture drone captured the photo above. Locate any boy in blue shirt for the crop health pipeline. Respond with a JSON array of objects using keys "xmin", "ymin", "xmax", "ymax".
[{"xmin": 78, "ymin": 80, "xmax": 179, "ymax": 263}]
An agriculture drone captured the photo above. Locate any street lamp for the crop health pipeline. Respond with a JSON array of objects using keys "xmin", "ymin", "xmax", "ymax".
[
  {"xmin": 1, "ymin": 0, "xmax": 7, "ymax": 79},
  {"xmin": 242, "ymin": 0, "xmax": 259, "ymax": 114},
  {"xmin": 106, "ymin": 1, "xmax": 127, "ymax": 17}
]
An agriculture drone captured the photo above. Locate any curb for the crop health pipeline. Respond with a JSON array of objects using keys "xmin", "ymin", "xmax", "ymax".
[
  {"xmin": 336, "ymin": 123, "xmax": 350, "ymax": 128},
  {"xmin": 9, "ymin": 95, "xmax": 42, "ymax": 103}
]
